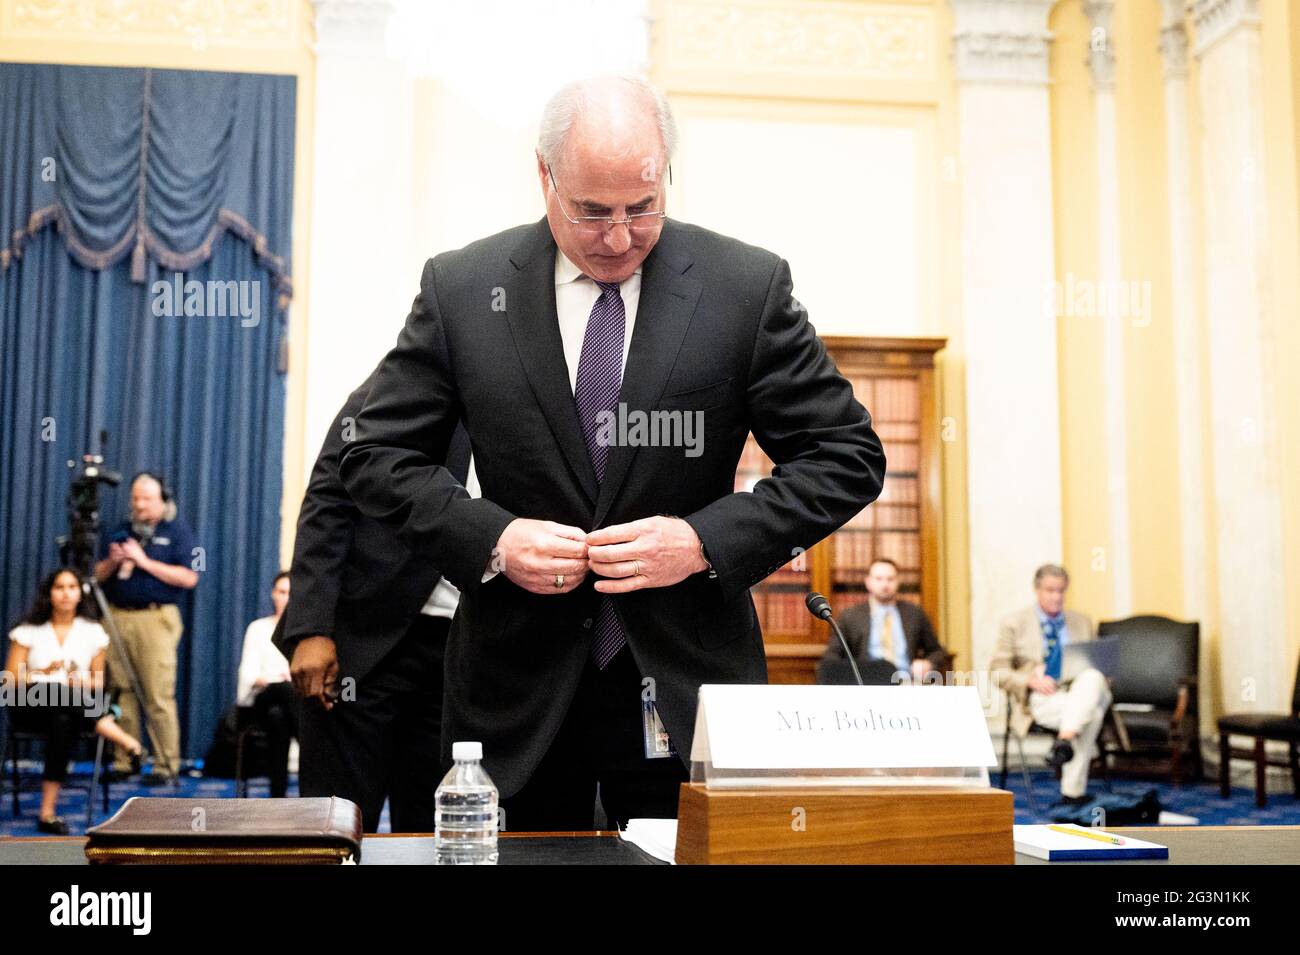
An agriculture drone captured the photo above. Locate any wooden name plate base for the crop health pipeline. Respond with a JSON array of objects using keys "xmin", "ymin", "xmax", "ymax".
[{"xmin": 675, "ymin": 783, "xmax": 1015, "ymax": 864}]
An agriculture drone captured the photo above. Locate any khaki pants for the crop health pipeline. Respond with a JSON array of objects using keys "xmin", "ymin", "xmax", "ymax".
[
  {"xmin": 1029, "ymin": 667, "xmax": 1111, "ymax": 799},
  {"xmin": 107, "ymin": 604, "xmax": 183, "ymax": 775}
]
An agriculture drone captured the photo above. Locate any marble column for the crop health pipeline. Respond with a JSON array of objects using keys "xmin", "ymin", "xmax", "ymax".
[
  {"xmin": 1083, "ymin": 0, "xmax": 1133, "ymax": 617},
  {"xmin": 1158, "ymin": 0, "xmax": 1211, "ymax": 693},
  {"xmin": 949, "ymin": 0, "xmax": 1062, "ymax": 687},
  {"xmin": 1191, "ymin": 0, "xmax": 1288, "ymax": 712}
]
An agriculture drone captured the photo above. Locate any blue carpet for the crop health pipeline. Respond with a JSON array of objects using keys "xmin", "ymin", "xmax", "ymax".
[
  {"xmin": 4, "ymin": 758, "xmax": 1297, "ymax": 837},
  {"xmin": 1, "ymin": 759, "xmax": 392, "ymax": 836},
  {"xmin": 1002, "ymin": 766, "xmax": 1300, "ymax": 825}
]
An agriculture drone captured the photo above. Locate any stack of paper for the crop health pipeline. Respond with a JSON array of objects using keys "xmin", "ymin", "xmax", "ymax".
[
  {"xmin": 1014, "ymin": 824, "xmax": 1169, "ymax": 861},
  {"xmin": 620, "ymin": 819, "xmax": 678, "ymax": 864}
]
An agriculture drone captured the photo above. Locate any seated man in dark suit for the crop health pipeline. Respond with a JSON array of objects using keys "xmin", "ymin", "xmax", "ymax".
[{"xmin": 821, "ymin": 558, "xmax": 949, "ymax": 683}]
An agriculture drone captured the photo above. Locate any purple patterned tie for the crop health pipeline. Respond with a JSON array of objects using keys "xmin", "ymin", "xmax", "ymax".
[{"xmin": 574, "ymin": 280, "xmax": 627, "ymax": 669}]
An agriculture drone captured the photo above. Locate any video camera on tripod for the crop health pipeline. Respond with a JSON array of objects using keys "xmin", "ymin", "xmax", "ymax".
[{"xmin": 57, "ymin": 430, "xmax": 121, "ymax": 578}]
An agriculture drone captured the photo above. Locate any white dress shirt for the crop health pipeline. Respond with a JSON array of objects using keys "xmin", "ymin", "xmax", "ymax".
[
  {"xmin": 236, "ymin": 615, "xmax": 291, "ymax": 705},
  {"xmin": 553, "ymin": 248, "xmax": 642, "ymax": 390},
  {"xmin": 475, "ymin": 249, "xmax": 644, "ymax": 584},
  {"xmin": 7, "ymin": 617, "xmax": 109, "ymax": 684}
]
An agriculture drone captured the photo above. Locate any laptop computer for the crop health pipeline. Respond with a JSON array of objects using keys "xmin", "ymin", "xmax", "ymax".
[{"xmin": 1060, "ymin": 636, "xmax": 1120, "ymax": 683}]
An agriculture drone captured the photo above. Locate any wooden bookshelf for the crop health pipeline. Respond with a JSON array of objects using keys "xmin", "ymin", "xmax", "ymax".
[{"xmin": 737, "ymin": 336, "xmax": 946, "ymax": 684}]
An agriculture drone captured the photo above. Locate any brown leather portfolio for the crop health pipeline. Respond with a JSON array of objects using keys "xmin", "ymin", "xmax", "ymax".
[{"xmin": 84, "ymin": 797, "xmax": 363, "ymax": 865}]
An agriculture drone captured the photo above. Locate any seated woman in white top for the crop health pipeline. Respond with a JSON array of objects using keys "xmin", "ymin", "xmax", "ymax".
[
  {"xmin": 3, "ymin": 568, "xmax": 144, "ymax": 834},
  {"xmin": 235, "ymin": 570, "xmax": 297, "ymax": 797}
]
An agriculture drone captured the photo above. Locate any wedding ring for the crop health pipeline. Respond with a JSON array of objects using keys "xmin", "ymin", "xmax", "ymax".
[
  {"xmin": 633, "ymin": 560, "xmax": 642, "ymax": 577},
  {"xmin": 554, "ymin": 574, "xmax": 565, "ymax": 589}
]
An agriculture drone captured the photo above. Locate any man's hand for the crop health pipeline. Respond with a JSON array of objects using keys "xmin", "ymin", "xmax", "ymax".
[
  {"xmin": 291, "ymin": 636, "xmax": 339, "ymax": 710},
  {"xmin": 587, "ymin": 517, "xmax": 708, "ymax": 594},
  {"xmin": 105, "ymin": 542, "xmax": 127, "ymax": 568},
  {"xmin": 911, "ymin": 658, "xmax": 933, "ymax": 682},
  {"xmin": 119, "ymin": 538, "xmax": 148, "ymax": 565},
  {"xmin": 1027, "ymin": 669, "xmax": 1057, "ymax": 695},
  {"xmin": 494, "ymin": 519, "xmax": 589, "ymax": 594}
]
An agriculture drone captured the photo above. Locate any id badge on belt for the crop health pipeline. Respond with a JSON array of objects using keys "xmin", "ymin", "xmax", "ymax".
[{"xmin": 642, "ymin": 700, "xmax": 677, "ymax": 759}]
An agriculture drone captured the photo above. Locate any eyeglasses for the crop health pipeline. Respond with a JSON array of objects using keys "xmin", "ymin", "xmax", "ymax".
[{"xmin": 547, "ymin": 164, "xmax": 667, "ymax": 235}]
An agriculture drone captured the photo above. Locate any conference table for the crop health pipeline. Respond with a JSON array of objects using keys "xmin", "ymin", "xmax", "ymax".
[{"xmin": 2, "ymin": 826, "xmax": 1298, "ymax": 864}]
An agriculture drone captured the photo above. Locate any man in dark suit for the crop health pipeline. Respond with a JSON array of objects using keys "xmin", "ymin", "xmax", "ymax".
[
  {"xmin": 338, "ymin": 76, "xmax": 886, "ymax": 830},
  {"xmin": 272, "ymin": 368, "xmax": 471, "ymax": 832},
  {"xmin": 820, "ymin": 557, "xmax": 950, "ymax": 683}
]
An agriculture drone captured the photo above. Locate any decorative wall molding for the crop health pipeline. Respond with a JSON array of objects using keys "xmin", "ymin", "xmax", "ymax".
[
  {"xmin": 948, "ymin": 0, "xmax": 1055, "ymax": 86},
  {"xmin": 1158, "ymin": 6, "xmax": 1190, "ymax": 79},
  {"xmin": 659, "ymin": 0, "xmax": 935, "ymax": 83},
  {"xmin": 6, "ymin": 0, "xmax": 297, "ymax": 48},
  {"xmin": 1082, "ymin": 0, "xmax": 1115, "ymax": 92},
  {"xmin": 312, "ymin": 0, "xmax": 394, "ymax": 57},
  {"xmin": 1190, "ymin": 0, "xmax": 1260, "ymax": 57}
]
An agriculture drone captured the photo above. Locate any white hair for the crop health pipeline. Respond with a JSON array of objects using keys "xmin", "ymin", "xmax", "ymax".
[{"xmin": 537, "ymin": 76, "xmax": 678, "ymax": 173}]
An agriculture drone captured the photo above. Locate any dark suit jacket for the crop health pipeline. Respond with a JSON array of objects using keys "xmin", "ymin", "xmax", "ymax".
[
  {"xmin": 271, "ymin": 368, "xmax": 470, "ymax": 684},
  {"xmin": 822, "ymin": 600, "xmax": 949, "ymax": 671},
  {"xmin": 338, "ymin": 217, "xmax": 887, "ymax": 797}
]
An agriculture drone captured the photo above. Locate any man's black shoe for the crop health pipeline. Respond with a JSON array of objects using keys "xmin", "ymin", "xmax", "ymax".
[
  {"xmin": 140, "ymin": 771, "xmax": 176, "ymax": 787},
  {"xmin": 103, "ymin": 767, "xmax": 133, "ymax": 783},
  {"xmin": 1058, "ymin": 794, "xmax": 1091, "ymax": 807},
  {"xmin": 1045, "ymin": 738, "xmax": 1075, "ymax": 770},
  {"xmin": 37, "ymin": 816, "xmax": 70, "ymax": 835}
]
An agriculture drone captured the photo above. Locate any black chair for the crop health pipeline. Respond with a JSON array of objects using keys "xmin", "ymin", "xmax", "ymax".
[
  {"xmin": 1217, "ymin": 654, "xmax": 1300, "ymax": 808},
  {"xmin": 998, "ymin": 695, "xmax": 1113, "ymax": 814},
  {"xmin": 1098, "ymin": 615, "xmax": 1202, "ymax": 784},
  {"xmin": 4, "ymin": 711, "xmax": 112, "ymax": 829},
  {"xmin": 233, "ymin": 705, "xmax": 271, "ymax": 798}
]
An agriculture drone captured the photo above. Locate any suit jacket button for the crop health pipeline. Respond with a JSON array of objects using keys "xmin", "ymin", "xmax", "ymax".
[{"xmin": 582, "ymin": 618, "xmax": 593, "ymax": 630}]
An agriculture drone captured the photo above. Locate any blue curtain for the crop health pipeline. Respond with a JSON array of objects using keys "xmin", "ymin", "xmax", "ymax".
[{"xmin": 0, "ymin": 63, "xmax": 295, "ymax": 762}]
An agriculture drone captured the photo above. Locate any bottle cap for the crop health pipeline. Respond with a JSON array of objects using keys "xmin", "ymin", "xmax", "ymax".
[{"xmin": 452, "ymin": 741, "xmax": 483, "ymax": 761}]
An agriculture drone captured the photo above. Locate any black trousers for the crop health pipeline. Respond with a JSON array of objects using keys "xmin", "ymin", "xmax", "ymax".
[
  {"xmin": 250, "ymin": 681, "xmax": 299, "ymax": 798},
  {"xmin": 297, "ymin": 614, "xmax": 446, "ymax": 833},
  {"xmin": 9, "ymin": 702, "xmax": 98, "ymax": 783},
  {"xmin": 500, "ymin": 646, "xmax": 688, "ymax": 832}
]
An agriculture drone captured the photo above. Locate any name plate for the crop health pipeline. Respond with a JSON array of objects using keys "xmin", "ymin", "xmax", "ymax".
[{"xmin": 690, "ymin": 684, "xmax": 996, "ymax": 785}]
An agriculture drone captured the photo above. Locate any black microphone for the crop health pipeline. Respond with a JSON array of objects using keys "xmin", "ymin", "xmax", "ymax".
[{"xmin": 805, "ymin": 592, "xmax": 863, "ymax": 686}]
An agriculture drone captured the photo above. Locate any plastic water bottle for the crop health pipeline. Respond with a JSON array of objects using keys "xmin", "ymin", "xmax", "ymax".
[{"xmin": 434, "ymin": 741, "xmax": 499, "ymax": 865}]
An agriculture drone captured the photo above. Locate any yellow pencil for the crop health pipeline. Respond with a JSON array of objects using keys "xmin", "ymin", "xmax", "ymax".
[{"xmin": 1048, "ymin": 825, "xmax": 1125, "ymax": 846}]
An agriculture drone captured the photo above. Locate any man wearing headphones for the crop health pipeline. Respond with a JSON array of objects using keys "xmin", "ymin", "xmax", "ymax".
[{"xmin": 94, "ymin": 472, "xmax": 199, "ymax": 783}]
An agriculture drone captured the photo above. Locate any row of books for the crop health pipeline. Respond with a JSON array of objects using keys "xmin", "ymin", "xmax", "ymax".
[
  {"xmin": 829, "ymin": 590, "xmax": 922, "ymax": 615},
  {"xmin": 833, "ymin": 528, "xmax": 923, "ymax": 574},
  {"xmin": 754, "ymin": 584, "xmax": 924, "ymax": 633},
  {"xmin": 875, "ymin": 420, "xmax": 920, "ymax": 442},
  {"xmin": 880, "ymin": 441, "xmax": 920, "ymax": 473},
  {"xmin": 876, "ymin": 475, "xmax": 920, "ymax": 505},
  {"xmin": 732, "ymin": 434, "xmax": 922, "ymax": 493},
  {"xmin": 757, "ymin": 589, "xmax": 818, "ymax": 634},
  {"xmin": 847, "ymin": 376, "xmax": 920, "ymax": 422}
]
